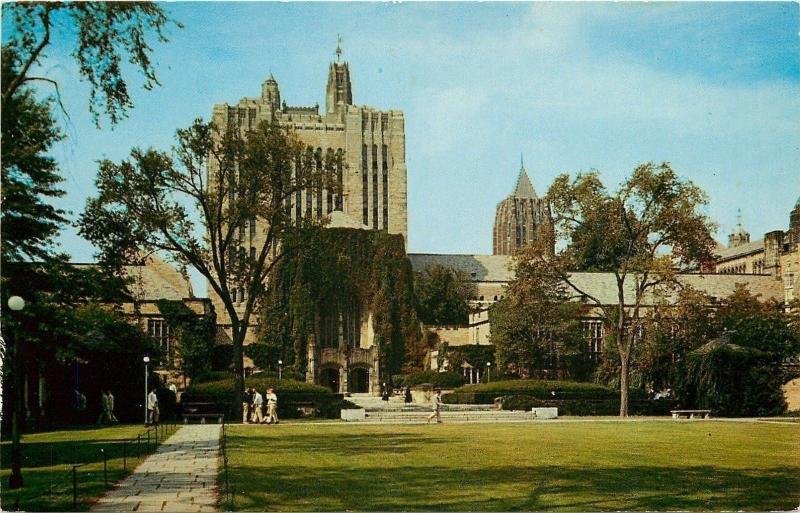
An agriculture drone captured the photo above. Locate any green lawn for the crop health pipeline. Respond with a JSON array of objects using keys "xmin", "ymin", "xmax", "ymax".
[
  {"xmin": 0, "ymin": 423, "xmax": 179, "ymax": 512},
  {"xmin": 224, "ymin": 420, "xmax": 800, "ymax": 511}
]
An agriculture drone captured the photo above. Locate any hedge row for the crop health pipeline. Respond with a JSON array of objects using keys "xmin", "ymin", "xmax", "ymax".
[
  {"xmin": 444, "ymin": 379, "xmax": 620, "ymax": 403},
  {"xmin": 394, "ymin": 371, "xmax": 467, "ymax": 388},
  {"xmin": 499, "ymin": 395, "xmax": 672, "ymax": 416},
  {"xmin": 182, "ymin": 376, "xmax": 337, "ymax": 419}
]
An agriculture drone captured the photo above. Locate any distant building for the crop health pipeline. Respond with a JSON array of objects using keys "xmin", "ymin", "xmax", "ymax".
[
  {"xmin": 410, "ymin": 253, "xmax": 785, "ymax": 377},
  {"xmin": 712, "ymin": 198, "xmax": 800, "ymax": 305},
  {"xmin": 493, "ymin": 157, "xmax": 554, "ymax": 256},
  {"xmin": 76, "ymin": 255, "xmax": 212, "ymax": 385},
  {"xmin": 208, "ymin": 46, "xmax": 408, "ymax": 350}
]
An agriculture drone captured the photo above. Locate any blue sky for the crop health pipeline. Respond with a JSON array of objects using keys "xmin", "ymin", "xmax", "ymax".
[{"xmin": 6, "ymin": 2, "xmax": 800, "ymax": 292}]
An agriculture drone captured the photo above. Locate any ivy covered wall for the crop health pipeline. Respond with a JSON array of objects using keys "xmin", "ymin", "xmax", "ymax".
[{"xmin": 258, "ymin": 227, "xmax": 420, "ymax": 379}]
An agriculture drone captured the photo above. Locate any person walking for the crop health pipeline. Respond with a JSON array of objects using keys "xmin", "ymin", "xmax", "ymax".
[
  {"xmin": 266, "ymin": 388, "xmax": 279, "ymax": 424},
  {"xmin": 252, "ymin": 388, "xmax": 265, "ymax": 424},
  {"xmin": 108, "ymin": 390, "xmax": 118, "ymax": 423},
  {"xmin": 243, "ymin": 387, "xmax": 253, "ymax": 424},
  {"xmin": 97, "ymin": 390, "xmax": 111, "ymax": 425},
  {"xmin": 147, "ymin": 388, "xmax": 159, "ymax": 426},
  {"xmin": 427, "ymin": 389, "xmax": 443, "ymax": 424},
  {"xmin": 404, "ymin": 386, "xmax": 412, "ymax": 404}
]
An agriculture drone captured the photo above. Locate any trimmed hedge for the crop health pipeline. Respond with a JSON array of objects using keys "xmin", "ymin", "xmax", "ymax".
[
  {"xmin": 320, "ymin": 399, "xmax": 361, "ymax": 419},
  {"xmin": 182, "ymin": 376, "xmax": 336, "ymax": 419},
  {"xmin": 443, "ymin": 379, "xmax": 619, "ymax": 404},
  {"xmin": 499, "ymin": 395, "xmax": 672, "ymax": 416},
  {"xmin": 395, "ymin": 371, "xmax": 467, "ymax": 389}
]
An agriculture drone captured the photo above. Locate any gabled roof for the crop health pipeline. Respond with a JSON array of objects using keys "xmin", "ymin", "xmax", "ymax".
[
  {"xmin": 407, "ymin": 253, "xmax": 784, "ymax": 305},
  {"xmin": 715, "ymin": 238, "xmax": 764, "ymax": 261}
]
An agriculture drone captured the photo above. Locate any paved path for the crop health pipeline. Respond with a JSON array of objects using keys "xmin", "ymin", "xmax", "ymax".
[{"xmin": 92, "ymin": 425, "xmax": 221, "ymax": 513}]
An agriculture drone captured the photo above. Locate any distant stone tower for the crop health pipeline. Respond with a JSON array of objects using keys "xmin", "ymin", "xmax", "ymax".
[
  {"xmin": 728, "ymin": 209, "xmax": 750, "ymax": 247},
  {"xmin": 493, "ymin": 157, "xmax": 554, "ymax": 256},
  {"xmin": 790, "ymin": 196, "xmax": 800, "ymax": 243}
]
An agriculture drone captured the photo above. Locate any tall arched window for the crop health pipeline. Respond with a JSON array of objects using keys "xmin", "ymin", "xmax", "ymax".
[
  {"xmin": 326, "ymin": 148, "xmax": 335, "ymax": 214},
  {"xmin": 372, "ymin": 144, "xmax": 378, "ymax": 230},
  {"xmin": 382, "ymin": 144, "xmax": 389, "ymax": 229},
  {"xmin": 315, "ymin": 148, "xmax": 323, "ymax": 218},
  {"xmin": 362, "ymin": 144, "xmax": 368, "ymax": 225},
  {"xmin": 335, "ymin": 149, "xmax": 344, "ymax": 211}
]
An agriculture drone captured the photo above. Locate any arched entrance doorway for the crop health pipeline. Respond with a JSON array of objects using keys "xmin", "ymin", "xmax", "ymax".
[
  {"xmin": 349, "ymin": 367, "xmax": 369, "ymax": 393},
  {"xmin": 321, "ymin": 367, "xmax": 340, "ymax": 393}
]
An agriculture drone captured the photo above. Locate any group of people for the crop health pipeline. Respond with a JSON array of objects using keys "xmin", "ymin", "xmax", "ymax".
[
  {"xmin": 97, "ymin": 389, "xmax": 119, "ymax": 424},
  {"xmin": 243, "ymin": 387, "xmax": 279, "ymax": 424}
]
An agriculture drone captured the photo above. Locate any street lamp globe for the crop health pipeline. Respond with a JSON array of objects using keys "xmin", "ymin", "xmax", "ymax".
[
  {"xmin": 278, "ymin": 360, "xmax": 283, "ymax": 365},
  {"xmin": 143, "ymin": 356, "xmax": 151, "ymax": 364},
  {"xmin": 7, "ymin": 296, "xmax": 25, "ymax": 311}
]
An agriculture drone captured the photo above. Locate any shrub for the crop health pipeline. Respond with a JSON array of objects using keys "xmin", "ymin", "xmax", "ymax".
[
  {"xmin": 499, "ymin": 395, "xmax": 672, "ymax": 416},
  {"xmin": 182, "ymin": 376, "xmax": 336, "ymax": 420},
  {"xmin": 400, "ymin": 371, "xmax": 466, "ymax": 388},
  {"xmin": 445, "ymin": 379, "xmax": 617, "ymax": 403},
  {"xmin": 319, "ymin": 399, "xmax": 361, "ymax": 419}
]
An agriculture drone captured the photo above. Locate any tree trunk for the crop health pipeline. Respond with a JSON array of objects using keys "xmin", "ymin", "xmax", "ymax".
[
  {"xmin": 232, "ymin": 326, "xmax": 245, "ymax": 423},
  {"xmin": 619, "ymin": 348, "xmax": 630, "ymax": 417}
]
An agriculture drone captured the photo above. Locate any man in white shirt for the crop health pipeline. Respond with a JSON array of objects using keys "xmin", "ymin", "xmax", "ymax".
[
  {"xmin": 266, "ymin": 388, "xmax": 279, "ymax": 424},
  {"xmin": 147, "ymin": 389, "xmax": 159, "ymax": 425},
  {"xmin": 252, "ymin": 389, "xmax": 264, "ymax": 424},
  {"xmin": 427, "ymin": 389, "xmax": 443, "ymax": 424}
]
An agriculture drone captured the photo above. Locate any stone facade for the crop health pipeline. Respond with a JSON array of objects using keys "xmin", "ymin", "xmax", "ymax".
[
  {"xmin": 207, "ymin": 52, "xmax": 408, "ymax": 354},
  {"xmin": 712, "ymin": 197, "xmax": 800, "ymax": 306},
  {"xmin": 493, "ymin": 159, "xmax": 554, "ymax": 256},
  {"xmin": 75, "ymin": 255, "xmax": 211, "ymax": 388}
]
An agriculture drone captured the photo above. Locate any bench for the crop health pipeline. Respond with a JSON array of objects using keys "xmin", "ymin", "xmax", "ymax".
[
  {"xmin": 671, "ymin": 409, "xmax": 711, "ymax": 420},
  {"xmin": 182, "ymin": 413, "xmax": 224, "ymax": 424},
  {"xmin": 182, "ymin": 402, "xmax": 225, "ymax": 424}
]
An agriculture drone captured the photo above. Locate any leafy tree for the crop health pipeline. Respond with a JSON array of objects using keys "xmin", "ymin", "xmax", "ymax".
[
  {"xmin": 636, "ymin": 287, "xmax": 718, "ymax": 391},
  {"xmin": 1, "ymin": 48, "xmax": 67, "ymax": 266},
  {"xmin": 2, "ymin": 2, "xmax": 180, "ymax": 125},
  {"xmin": 79, "ymin": 119, "xmax": 333, "ymax": 420},
  {"xmin": 539, "ymin": 162, "xmax": 715, "ymax": 416},
  {"xmin": 490, "ymin": 244, "xmax": 584, "ymax": 379},
  {"xmin": 414, "ymin": 264, "xmax": 476, "ymax": 326}
]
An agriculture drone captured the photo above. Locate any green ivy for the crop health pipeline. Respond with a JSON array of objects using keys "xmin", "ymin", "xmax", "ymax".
[
  {"xmin": 259, "ymin": 227, "xmax": 420, "ymax": 379},
  {"xmin": 155, "ymin": 299, "xmax": 216, "ymax": 380}
]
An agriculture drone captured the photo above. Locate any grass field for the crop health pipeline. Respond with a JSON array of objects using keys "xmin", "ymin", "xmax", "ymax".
[
  {"xmin": 224, "ymin": 420, "xmax": 800, "ymax": 511},
  {"xmin": 0, "ymin": 423, "xmax": 178, "ymax": 512}
]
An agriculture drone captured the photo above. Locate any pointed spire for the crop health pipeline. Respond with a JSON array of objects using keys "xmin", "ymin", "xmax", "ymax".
[
  {"xmin": 512, "ymin": 158, "xmax": 537, "ymax": 199},
  {"xmin": 336, "ymin": 34, "xmax": 343, "ymax": 62}
]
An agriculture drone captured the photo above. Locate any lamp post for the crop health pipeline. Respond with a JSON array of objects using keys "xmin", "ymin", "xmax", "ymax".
[
  {"xmin": 278, "ymin": 360, "xmax": 283, "ymax": 381},
  {"xmin": 143, "ymin": 356, "xmax": 150, "ymax": 425},
  {"xmin": 486, "ymin": 361, "xmax": 491, "ymax": 383},
  {"xmin": 8, "ymin": 295, "xmax": 26, "ymax": 489}
]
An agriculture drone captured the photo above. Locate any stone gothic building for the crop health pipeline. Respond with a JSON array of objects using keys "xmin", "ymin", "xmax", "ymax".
[
  {"xmin": 207, "ymin": 49, "xmax": 408, "ymax": 391},
  {"xmin": 492, "ymin": 158, "xmax": 554, "ymax": 256},
  {"xmin": 713, "ymin": 198, "xmax": 800, "ymax": 305}
]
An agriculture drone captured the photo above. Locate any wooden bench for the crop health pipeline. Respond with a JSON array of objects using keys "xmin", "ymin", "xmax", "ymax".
[{"xmin": 671, "ymin": 409, "xmax": 711, "ymax": 420}]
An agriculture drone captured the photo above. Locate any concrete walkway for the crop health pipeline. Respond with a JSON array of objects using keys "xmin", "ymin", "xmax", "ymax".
[{"xmin": 92, "ymin": 425, "xmax": 221, "ymax": 513}]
